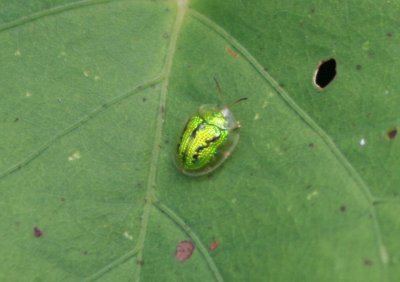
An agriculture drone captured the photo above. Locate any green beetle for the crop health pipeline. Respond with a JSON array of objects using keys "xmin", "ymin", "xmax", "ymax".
[{"xmin": 174, "ymin": 89, "xmax": 247, "ymax": 176}]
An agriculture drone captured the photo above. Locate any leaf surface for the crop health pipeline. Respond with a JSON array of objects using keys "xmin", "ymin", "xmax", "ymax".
[{"xmin": 0, "ymin": 0, "xmax": 399, "ymax": 281}]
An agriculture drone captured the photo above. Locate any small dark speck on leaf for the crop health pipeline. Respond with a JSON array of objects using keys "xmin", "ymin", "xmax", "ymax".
[
  {"xmin": 387, "ymin": 128, "xmax": 397, "ymax": 140},
  {"xmin": 60, "ymin": 197, "xmax": 65, "ymax": 202},
  {"xmin": 142, "ymin": 97, "xmax": 147, "ymax": 102},
  {"xmin": 176, "ymin": 240, "xmax": 195, "ymax": 262},
  {"xmin": 356, "ymin": 64, "xmax": 362, "ymax": 70},
  {"xmin": 364, "ymin": 259, "xmax": 373, "ymax": 266},
  {"xmin": 209, "ymin": 241, "xmax": 220, "ymax": 251},
  {"xmin": 387, "ymin": 32, "xmax": 392, "ymax": 37},
  {"xmin": 83, "ymin": 251, "xmax": 88, "ymax": 255},
  {"xmin": 308, "ymin": 143, "xmax": 314, "ymax": 148},
  {"xmin": 14, "ymin": 117, "xmax": 19, "ymax": 122},
  {"xmin": 33, "ymin": 227, "xmax": 43, "ymax": 238},
  {"xmin": 310, "ymin": 8, "xmax": 315, "ymax": 14},
  {"xmin": 314, "ymin": 58, "xmax": 336, "ymax": 89},
  {"xmin": 163, "ymin": 33, "xmax": 169, "ymax": 39},
  {"xmin": 136, "ymin": 260, "xmax": 144, "ymax": 266},
  {"xmin": 340, "ymin": 205, "xmax": 347, "ymax": 212}
]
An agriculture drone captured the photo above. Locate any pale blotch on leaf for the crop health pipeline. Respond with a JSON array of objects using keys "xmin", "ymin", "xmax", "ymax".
[
  {"xmin": 254, "ymin": 113, "xmax": 260, "ymax": 120},
  {"xmin": 359, "ymin": 138, "xmax": 367, "ymax": 146},
  {"xmin": 58, "ymin": 51, "xmax": 67, "ymax": 58},
  {"xmin": 14, "ymin": 50, "xmax": 21, "ymax": 56},
  {"xmin": 262, "ymin": 100, "xmax": 268, "ymax": 108},
  {"xmin": 25, "ymin": 91, "xmax": 32, "ymax": 98},
  {"xmin": 274, "ymin": 147, "xmax": 283, "ymax": 155},
  {"xmin": 231, "ymin": 198, "xmax": 237, "ymax": 204},
  {"xmin": 306, "ymin": 190, "xmax": 319, "ymax": 200},
  {"xmin": 380, "ymin": 244, "xmax": 389, "ymax": 264},
  {"xmin": 83, "ymin": 70, "xmax": 90, "ymax": 77},
  {"xmin": 362, "ymin": 41, "xmax": 370, "ymax": 51},
  {"xmin": 94, "ymin": 75, "xmax": 100, "ymax": 81},
  {"xmin": 123, "ymin": 231, "xmax": 133, "ymax": 240},
  {"xmin": 68, "ymin": 151, "xmax": 81, "ymax": 161}
]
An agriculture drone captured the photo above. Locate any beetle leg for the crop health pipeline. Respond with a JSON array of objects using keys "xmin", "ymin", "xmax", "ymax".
[{"xmin": 234, "ymin": 121, "xmax": 241, "ymax": 130}]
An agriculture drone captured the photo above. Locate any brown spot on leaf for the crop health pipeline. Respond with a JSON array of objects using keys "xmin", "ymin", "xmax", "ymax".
[
  {"xmin": 136, "ymin": 260, "xmax": 144, "ymax": 266},
  {"xmin": 225, "ymin": 46, "xmax": 240, "ymax": 59},
  {"xmin": 387, "ymin": 128, "xmax": 397, "ymax": 140},
  {"xmin": 209, "ymin": 241, "xmax": 220, "ymax": 251},
  {"xmin": 176, "ymin": 240, "xmax": 195, "ymax": 262},
  {"xmin": 356, "ymin": 64, "xmax": 362, "ymax": 70},
  {"xmin": 33, "ymin": 227, "xmax": 43, "ymax": 237}
]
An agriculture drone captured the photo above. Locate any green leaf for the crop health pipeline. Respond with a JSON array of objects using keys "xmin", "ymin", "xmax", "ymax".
[{"xmin": 1, "ymin": 0, "xmax": 399, "ymax": 281}]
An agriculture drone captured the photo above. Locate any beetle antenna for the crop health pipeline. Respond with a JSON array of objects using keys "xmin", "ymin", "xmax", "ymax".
[
  {"xmin": 228, "ymin": 97, "xmax": 248, "ymax": 108},
  {"xmin": 213, "ymin": 76, "xmax": 225, "ymax": 101},
  {"xmin": 214, "ymin": 77, "xmax": 248, "ymax": 107}
]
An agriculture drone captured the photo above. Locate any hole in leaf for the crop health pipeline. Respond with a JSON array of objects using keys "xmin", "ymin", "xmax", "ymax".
[
  {"xmin": 387, "ymin": 128, "xmax": 397, "ymax": 140},
  {"xmin": 313, "ymin": 58, "xmax": 336, "ymax": 89}
]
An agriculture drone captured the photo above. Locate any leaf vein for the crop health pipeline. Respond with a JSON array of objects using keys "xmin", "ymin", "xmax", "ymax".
[
  {"xmin": 154, "ymin": 200, "xmax": 224, "ymax": 282},
  {"xmin": 0, "ymin": 0, "xmax": 115, "ymax": 33},
  {"xmin": 134, "ymin": 1, "xmax": 189, "ymax": 281},
  {"xmin": 0, "ymin": 75, "xmax": 163, "ymax": 181}
]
